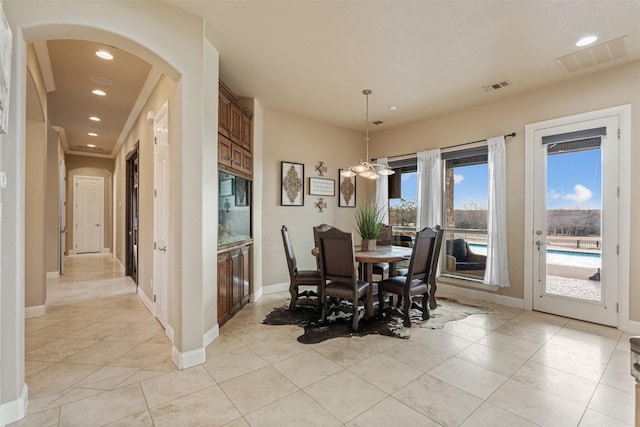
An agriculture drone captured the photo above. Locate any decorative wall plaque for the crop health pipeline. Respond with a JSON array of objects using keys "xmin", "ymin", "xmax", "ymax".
[
  {"xmin": 281, "ymin": 161, "xmax": 304, "ymax": 206},
  {"xmin": 338, "ymin": 169, "xmax": 356, "ymax": 207}
]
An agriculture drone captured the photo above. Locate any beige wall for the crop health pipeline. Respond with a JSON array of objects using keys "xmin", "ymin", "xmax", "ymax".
[
  {"xmin": 65, "ymin": 155, "xmax": 114, "ymax": 254},
  {"xmin": 368, "ymin": 60, "xmax": 640, "ymax": 320},
  {"xmin": 45, "ymin": 126, "xmax": 60, "ymax": 273},
  {"xmin": 25, "ymin": 121, "xmax": 47, "ymax": 308},
  {"xmin": 262, "ymin": 109, "xmax": 376, "ymax": 287},
  {"xmin": 114, "ymin": 74, "xmax": 177, "ymax": 318}
]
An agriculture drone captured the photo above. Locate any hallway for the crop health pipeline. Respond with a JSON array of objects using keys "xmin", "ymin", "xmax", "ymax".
[{"xmin": 13, "ymin": 256, "xmax": 636, "ymax": 426}]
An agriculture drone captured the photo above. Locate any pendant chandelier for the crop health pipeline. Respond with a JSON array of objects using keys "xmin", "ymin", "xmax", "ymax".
[{"xmin": 340, "ymin": 89, "xmax": 395, "ymax": 180}]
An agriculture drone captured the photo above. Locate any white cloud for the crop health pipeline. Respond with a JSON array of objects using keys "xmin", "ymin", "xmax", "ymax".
[
  {"xmin": 454, "ymin": 173, "xmax": 464, "ymax": 184},
  {"xmin": 563, "ymin": 184, "xmax": 593, "ymax": 203},
  {"xmin": 547, "ymin": 189, "xmax": 561, "ymax": 200}
]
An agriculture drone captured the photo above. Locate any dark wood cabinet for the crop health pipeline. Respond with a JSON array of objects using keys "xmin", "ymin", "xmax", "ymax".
[
  {"xmin": 218, "ymin": 81, "xmax": 253, "ymax": 179},
  {"xmin": 218, "ymin": 242, "xmax": 252, "ymax": 327}
]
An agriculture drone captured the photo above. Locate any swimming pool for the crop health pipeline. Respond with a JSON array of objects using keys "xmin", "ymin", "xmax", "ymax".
[{"xmin": 468, "ymin": 243, "xmax": 601, "ymax": 268}]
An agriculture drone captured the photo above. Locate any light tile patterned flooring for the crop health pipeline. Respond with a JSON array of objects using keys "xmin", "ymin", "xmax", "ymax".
[{"xmin": 11, "ymin": 255, "xmax": 636, "ymax": 426}]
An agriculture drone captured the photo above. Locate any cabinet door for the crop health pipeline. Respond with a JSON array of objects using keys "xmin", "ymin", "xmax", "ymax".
[
  {"xmin": 217, "ymin": 253, "xmax": 231, "ymax": 325},
  {"xmin": 231, "ymin": 143, "xmax": 243, "ymax": 171},
  {"xmin": 240, "ymin": 245, "xmax": 251, "ymax": 304},
  {"xmin": 242, "ymin": 149, "xmax": 253, "ymax": 178},
  {"xmin": 241, "ymin": 113, "xmax": 252, "ymax": 150},
  {"xmin": 218, "ymin": 136, "xmax": 233, "ymax": 168},
  {"xmin": 230, "ymin": 249, "xmax": 243, "ymax": 315},
  {"xmin": 230, "ymin": 103, "xmax": 242, "ymax": 143},
  {"xmin": 218, "ymin": 91, "xmax": 231, "ymax": 137}
]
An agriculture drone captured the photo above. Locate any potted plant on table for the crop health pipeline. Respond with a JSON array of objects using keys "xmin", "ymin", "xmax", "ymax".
[{"xmin": 355, "ymin": 201, "xmax": 384, "ymax": 251}]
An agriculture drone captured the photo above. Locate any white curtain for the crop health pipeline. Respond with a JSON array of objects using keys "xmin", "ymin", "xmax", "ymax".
[
  {"xmin": 417, "ymin": 149, "xmax": 442, "ymax": 230},
  {"xmin": 485, "ymin": 136, "xmax": 510, "ymax": 287},
  {"xmin": 375, "ymin": 157, "xmax": 389, "ymax": 224}
]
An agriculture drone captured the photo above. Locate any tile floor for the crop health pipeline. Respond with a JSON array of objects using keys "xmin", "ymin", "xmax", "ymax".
[{"xmin": 11, "ymin": 255, "xmax": 636, "ymax": 426}]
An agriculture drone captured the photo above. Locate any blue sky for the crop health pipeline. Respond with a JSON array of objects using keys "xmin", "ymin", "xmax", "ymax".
[{"xmin": 390, "ymin": 148, "xmax": 602, "ymax": 210}]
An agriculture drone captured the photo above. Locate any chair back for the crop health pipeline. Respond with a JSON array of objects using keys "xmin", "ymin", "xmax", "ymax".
[
  {"xmin": 281, "ymin": 225, "xmax": 298, "ymax": 279},
  {"xmin": 404, "ymin": 226, "xmax": 440, "ymax": 283},
  {"xmin": 427, "ymin": 225, "xmax": 444, "ymax": 283},
  {"xmin": 317, "ymin": 228, "xmax": 357, "ymax": 284},
  {"xmin": 376, "ymin": 224, "xmax": 393, "ymax": 246},
  {"xmin": 313, "ymin": 223, "xmax": 334, "ymax": 269}
]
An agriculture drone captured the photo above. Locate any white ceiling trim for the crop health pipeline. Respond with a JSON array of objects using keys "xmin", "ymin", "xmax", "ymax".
[
  {"xmin": 52, "ymin": 126, "xmax": 69, "ymax": 152},
  {"xmin": 111, "ymin": 66, "xmax": 163, "ymax": 158},
  {"xmin": 33, "ymin": 41, "xmax": 56, "ymax": 93},
  {"xmin": 65, "ymin": 149, "xmax": 114, "ymax": 159}
]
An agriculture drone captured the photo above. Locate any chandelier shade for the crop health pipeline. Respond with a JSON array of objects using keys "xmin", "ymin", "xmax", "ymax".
[{"xmin": 340, "ymin": 89, "xmax": 395, "ymax": 180}]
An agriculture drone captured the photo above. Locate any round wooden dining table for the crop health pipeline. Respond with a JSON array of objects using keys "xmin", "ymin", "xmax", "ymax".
[{"xmin": 312, "ymin": 244, "xmax": 414, "ymax": 317}]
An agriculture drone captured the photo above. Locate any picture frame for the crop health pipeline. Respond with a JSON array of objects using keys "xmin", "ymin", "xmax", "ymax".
[
  {"xmin": 0, "ymin": 2, "xmax": 13, "ymax": 134},
  {"xmin": 338, "ymin": 169, "xmax": 357, "ymax": 207},
  {"xmin": 281, "ymin": 161, "xmax": 304, "ymax": 206},
  {"xmin": 235, "ymin": 178, "xmax": 249, "ymax": 207},
  {"xmin": 309, "ymin": 177, "xmax": 335, "ymax": 196},
  {"xmin": 219, "ymin": 178, "xmax": 233, "ymax": 197}
]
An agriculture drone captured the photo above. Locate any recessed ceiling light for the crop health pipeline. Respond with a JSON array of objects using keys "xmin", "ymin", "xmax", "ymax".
[
  {"xmin": 88, "ymin": 132, "xmax": 98, "ymax": 136},
  {"xmin": 89, "ymin": 116, "xmax": 101, "ymax": 122},
  {"xmin": 90, "ymin": 75, "xmax": 113, "ymax": 85},
  {"xmin": 96, "ymin": 50, "xmax": 113, "ymax": 60},
  {"xmin": 87, "ymin": 144, "xmax": 96, "ymax": 148},
  {"xmin": 389, "ymin": 106, "xmax": 397, "ymax": 111},
  {"xmin": 576, "ymin": 36, "xmax": 598, "ymax": 47},
  {"xmin": 92, "ymin": 89, "xmax": 106, "ymax": 96}
]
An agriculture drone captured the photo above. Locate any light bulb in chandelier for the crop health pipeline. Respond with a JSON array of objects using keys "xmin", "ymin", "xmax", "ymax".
[{"xmin": 340, "ymin": 89, "xmax": 395, "ymax": 180}]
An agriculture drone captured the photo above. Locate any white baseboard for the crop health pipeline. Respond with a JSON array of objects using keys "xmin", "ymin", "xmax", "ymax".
[
  {"xmin": 46, "ymin": 271, "xmax": 59, "ymax": 279},
  {"xmin": 625, "ymin": 320, "xmax": 640, "ymax": 335},
  {"xmin": 137, "ymin": 287, "xmax": 154, "ymax": 315},
  {"xmin": 171, "ymin": 346, "xmax": 205, "ymax": 370},
  {"xmin": 251, "ymin": 286, "xmax": 263, "ymax": 303},
  {"xmin": 116, "ymin": 257, "xmax": 125, "ymax": 273},
  {"xmin": 262, "ymin": 282, "xmax": 289, "ymax": 295},
  {"xmin": 68, "ymin": 249, "xmax": 76, "ymax": 255},
  {"xmin": 204, "ymin": 324, "xmax": 219, "ymax": 348},
  {"xmin": 436, "ymin": 283, "xmax": 524, "ymax": 309},
  {"xmin": 1, "ymin": 383, "xmax": 28, "ymax": 426},
  {"xmin": 24, "ymin": 304, "xmax": 46, "ymax": 318},
  {"xmin": 101, "ymin": 248, "xmax": 111, "ymax": 254},
  {"xmin": 165, "ymin": 324, "xmax": 175, "ymax": 343}
]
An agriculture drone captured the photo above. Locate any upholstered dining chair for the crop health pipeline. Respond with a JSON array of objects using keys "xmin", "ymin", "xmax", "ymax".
[
  {"xmin": 312, "ymin": 223, "xmax": 334, "ymax": 270},
  {"xmin": 281, "ymin": 225, "xmax": 322, "ymax": 310},
  {"xmin": 317, "ymin": 227, "xmax": 372, "ymax": 332},
  {"xmin": 377, "ymin": 226, "xmax": 444, "ymax": 327},
  {"xmin": 372, "ymin": 224, "xmax": 393, "ymax": 279}
]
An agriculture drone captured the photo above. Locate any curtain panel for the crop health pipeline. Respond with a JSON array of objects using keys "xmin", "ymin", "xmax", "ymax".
[
  {"xmin": 375, "ymin": 157, "xmax": 390, "ymax": 224},
  {"xmin": 417, "ymin": 149, "xmax": 442, "ymax": 230}
]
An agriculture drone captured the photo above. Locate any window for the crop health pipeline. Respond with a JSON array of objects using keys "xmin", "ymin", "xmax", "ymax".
[
  {"xmin": 441, "ymin": 146, "xmax": 488, "ymax": 280},
  {"xmin": 387, "ymin": 160, "xmax": 418, "ymax": 246}
]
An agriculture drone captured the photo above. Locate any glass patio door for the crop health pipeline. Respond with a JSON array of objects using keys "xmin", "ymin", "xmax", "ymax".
[{"xmin": 531, "ymin": 117, "xmax": 618, "ymax": 326}]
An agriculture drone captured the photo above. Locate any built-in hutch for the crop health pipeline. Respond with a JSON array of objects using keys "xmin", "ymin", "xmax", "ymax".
[{"xmin": 217, "ymin": 81, "xmax": 253, "ymax": 327}]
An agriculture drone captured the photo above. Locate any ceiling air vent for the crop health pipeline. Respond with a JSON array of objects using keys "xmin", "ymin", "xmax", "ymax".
[
  {"xmin": 482, "ymin": 80, "xmax": 511, "ymax": 92},
  {"xmin": 555, "ymin": 36, "xmax": 630, "ymax": 74}
]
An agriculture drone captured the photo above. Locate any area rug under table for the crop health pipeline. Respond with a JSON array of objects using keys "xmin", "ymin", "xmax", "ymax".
[{"xmin": 262, "ymin": 298, "xmax": 494, "ymax": 344}]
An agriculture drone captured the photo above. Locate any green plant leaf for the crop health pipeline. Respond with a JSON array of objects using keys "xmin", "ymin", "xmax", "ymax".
[{"xmin": 355, "ymin": 201, "xmax": 385, "ymax": 239}]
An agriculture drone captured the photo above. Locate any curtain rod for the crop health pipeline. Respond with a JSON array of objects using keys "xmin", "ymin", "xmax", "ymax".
[{"xmin": 381, "ymin": 132, "xmax": 516, "ymax": 161}]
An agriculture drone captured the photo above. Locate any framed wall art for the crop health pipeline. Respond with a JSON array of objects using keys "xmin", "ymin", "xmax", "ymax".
[
  {"xmin": 338, "ymin": 169, "xmax": 356, "ymax": 207},
  {"xmin": 281, "ymin": 161, "xmax": 304, "ymax": 206},
  {"xmin": 219, "ymin": 178, "xmax": 233, "ymax": 197},
  {"xmin": 309, "ymin": 177, "xmax": 335, "ymax": 196},
  {"xmin": 235, "ymin": 178, "xmax": 249, "ymax": 207}
]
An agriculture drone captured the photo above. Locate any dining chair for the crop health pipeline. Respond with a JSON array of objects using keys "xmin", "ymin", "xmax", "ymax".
[
  {"xmin": 317, "ymin": 227, "xmax": 372, "ymax": 332},
  {"xmin": 372, "ymin": 224, "xmax": 393, "ymax": 279},
  {"xmin": 313, "ymin": 223, "xmax": 334, "ymax": 270},
  {"xmin": 281, "ymin": 225, "xmax": 322, "ymax": 310},
  {"xmin": 377, "ymin": 226, "xmax": 444, "ymax": 327}
]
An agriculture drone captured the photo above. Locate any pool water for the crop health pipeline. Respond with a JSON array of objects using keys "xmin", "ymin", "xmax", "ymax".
[{"xmin": 468, "ymin": 243, "xmax": 601, "ymax": 268}]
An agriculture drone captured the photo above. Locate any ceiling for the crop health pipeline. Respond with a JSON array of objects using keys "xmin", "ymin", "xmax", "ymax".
[{"xmin": 36, "ymin": 1, "xmax": 640, "ymax": 158}]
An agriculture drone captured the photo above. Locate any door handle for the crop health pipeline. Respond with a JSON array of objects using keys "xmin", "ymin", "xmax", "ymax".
[
  {"xmin": 158, "ymin": 246, "xmax": 167, "ymax": 252},
  {"xmin": 95, "ymin": 224, "xmax": 100, "ymax": 226},
  {"xmin": 535, "ymin": 240, "xmax": 547, "ymax": 247}
]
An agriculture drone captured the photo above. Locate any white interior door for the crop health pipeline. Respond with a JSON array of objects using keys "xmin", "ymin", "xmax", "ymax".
[
  {"xmin": 530, "ymin": 116, "xmax": 618, "ymax": 326},
  {"xmin": 153, "ymin": 102, "xmax": 170, "ymax": 330},
  {"xmin": 73, "ymin": 175, "xmax": 103, "ymax": 254}
]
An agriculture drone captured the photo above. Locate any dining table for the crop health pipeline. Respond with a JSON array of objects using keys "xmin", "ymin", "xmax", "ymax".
[{"xmin": 312, "ymin": 244, "xmax": 414, "ymax": 317}]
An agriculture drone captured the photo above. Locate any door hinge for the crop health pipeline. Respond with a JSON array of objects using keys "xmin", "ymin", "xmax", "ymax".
[
  {"xmin": 617, "ymin": 187, "xmax": 620, "ymax": 197},
  {"xmin": 616, "ymin": 303, "xmax": 619, "ymax": 313},
  {"xmin": 154, "ymin": 189, "xmax": 157, "ymax": 197},
  {"xmin": 154, "ymin": 241, "xmax": 157, "ymax": 249},
  {"xmin": 618, "ymin": 129, "xmax": 621, "ymax": 139},
  {"xmin": 153, "ymin": 294, "xmax": 157, "ymax": 303},
  {"xmin": 154, "ymin": 137, "xmax": 157, "ymax": 145},
  {"xmin": 616, "ymin": 245, "xmax": 619, "ymax": 255}
]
